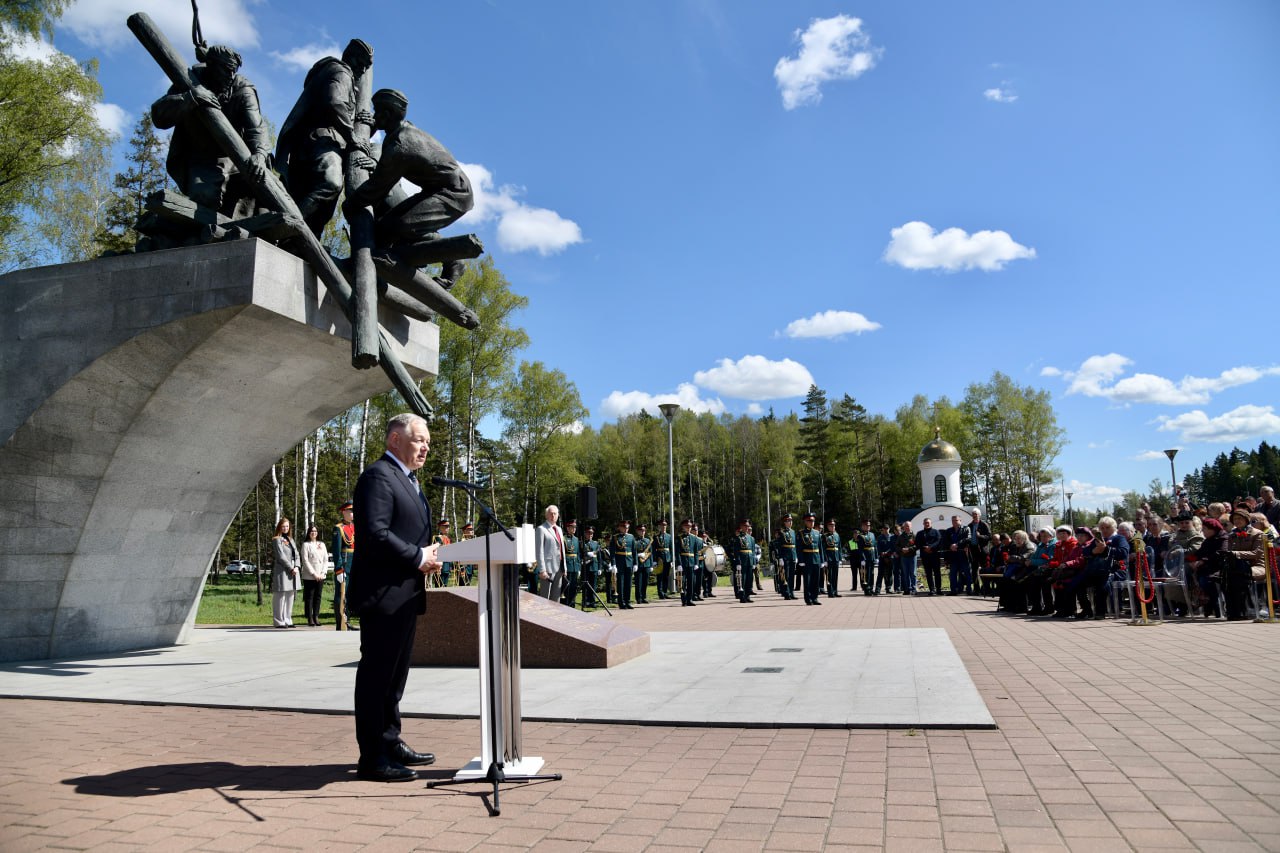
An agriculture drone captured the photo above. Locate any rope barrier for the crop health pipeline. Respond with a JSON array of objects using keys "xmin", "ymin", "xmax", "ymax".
[{"xmin": 1133, "ymin": 547, "xmax": 1156, "ymax": 605}]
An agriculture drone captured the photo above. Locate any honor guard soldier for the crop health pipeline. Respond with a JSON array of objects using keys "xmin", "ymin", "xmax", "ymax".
[
  {"xmin": 855, "ymin": 520, "xmax": 880, "ymax": 595},
  {"xmin": 612, "ymin": 521, "xmax": 637, "ymax": 609},
  {"xmin": 730, "ymin": 519, "xmax": 757, "ymax": 603},
  {"xmin": 822, "ymin": 518, "xmax": 843, "ymax": 598},
  {"xmin": 562, "ymin": 519, "xmax": 581, "ymax": 608},
  {"xmin": 331, "ymin": 501, "xmax": 355, "ymax": 630},
  {"xmin": 458, "ymin": 521, "xmax": 476, "ymax": 585},
  {"xmin": 653, "ymin": 520, "xmax": 674, "ymax": 599},
  {"xmin": 772, "ymin": 514, "xmax": 798, "ymax": 600},
  {"xmin": 431, "ymin": 519, "xmax": 452, "ymax": 587},
  {"xmin": 678, "ymin": 519, "xmax": 703, "ymax": 606},
  {"xmin": 580, "ymin": 525, "xmax": 601, "ymax": 609},
  {"xmin": 693, "ymin": 523, "xmax": 716, "ymax": 597},
  {"xmin": 634, "ymin": 524, "xmax": 654, "ymax": 604},
  {"xmin": 798, "ymin": 512, "xmax": 824, "ymax": 605}
]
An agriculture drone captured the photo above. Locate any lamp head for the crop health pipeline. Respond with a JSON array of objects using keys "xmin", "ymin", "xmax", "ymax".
[{"xmin": 658, "ymin": 403, "xmax": 680, "ymax": 422}]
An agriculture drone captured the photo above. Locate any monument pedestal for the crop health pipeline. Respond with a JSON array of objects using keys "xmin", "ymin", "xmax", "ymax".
[{"xmin": 0, "ymin": 240, "xmax": 438, "ymax": 662}]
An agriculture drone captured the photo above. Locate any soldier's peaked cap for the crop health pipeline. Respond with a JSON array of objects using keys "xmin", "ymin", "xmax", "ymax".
[
  {"xmin": 338, "ymin": 501, "xmax": 353, "ymax": 511},
  {"xmin": 372, "ymin": 88, "xmax": 408, "ymax": 109},
  {"xmin": 802, "ymin": 512, "xmax": 816, "ymax": 520}
]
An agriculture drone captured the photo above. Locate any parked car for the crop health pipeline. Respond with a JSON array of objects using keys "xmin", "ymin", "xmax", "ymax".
[{"xmin": 225, "ymin": 560, "xmax": 257, "ymax": 575}]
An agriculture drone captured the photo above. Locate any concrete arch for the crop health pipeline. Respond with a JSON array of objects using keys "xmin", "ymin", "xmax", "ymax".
[{"xmin": 0, "ymin": 240, "xmax": 438, "ymax": 661}]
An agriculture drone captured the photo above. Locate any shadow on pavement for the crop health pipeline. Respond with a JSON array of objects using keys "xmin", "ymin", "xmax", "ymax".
[{"xmin": 64, "ymin": 761, "xmax": 457, "ymax": 796}]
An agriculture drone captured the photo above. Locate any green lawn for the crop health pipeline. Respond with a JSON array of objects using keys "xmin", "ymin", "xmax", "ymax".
[{"xmin": 198, "ymin": 574, "xmax": 343, "ymax": 626}]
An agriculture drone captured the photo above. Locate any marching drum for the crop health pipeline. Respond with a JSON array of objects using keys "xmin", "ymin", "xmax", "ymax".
[{"xmin": 701, "ymin": 543, "xmax": 726, "ymax": 575}]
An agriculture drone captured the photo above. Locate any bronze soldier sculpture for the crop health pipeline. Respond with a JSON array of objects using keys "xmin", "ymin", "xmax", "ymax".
[
  {"xmin": 276, "ymin": 39, "xmax": 375, "ymax": 236},
  {"xmin": 150, "ymin": 45, "xmax": 269, "ymax": 218},
  {"xmin": 348, "ymin": 89, "xmax": 475, "ymax": 286}
]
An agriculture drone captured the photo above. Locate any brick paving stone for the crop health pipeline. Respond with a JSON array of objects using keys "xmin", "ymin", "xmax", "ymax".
[{"xmin": 4, "ymin": 594, "xmax": 1280, "ymax": 852}]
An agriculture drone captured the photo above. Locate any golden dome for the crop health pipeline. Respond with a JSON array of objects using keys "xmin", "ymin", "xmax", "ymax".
[{"xmin": 918, "ymin": 427, "xmax": 962, "ymax": 464}]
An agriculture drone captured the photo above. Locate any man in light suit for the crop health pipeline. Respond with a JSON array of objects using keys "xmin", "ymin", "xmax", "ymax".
[
  {"xmin": 347, "ymin": 413, "xmax": 442, "ymax": 783},
  {"xmin": 535, "ymin": 504, "xmax": 567, "ymax": 601}
]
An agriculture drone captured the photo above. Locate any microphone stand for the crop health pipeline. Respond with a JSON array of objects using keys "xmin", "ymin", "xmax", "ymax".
[{"xmin": 425, "ymin": 481, "xmax": 560, "ymax": 816}]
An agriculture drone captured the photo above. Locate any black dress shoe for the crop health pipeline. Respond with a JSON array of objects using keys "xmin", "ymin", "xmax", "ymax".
[
  {"xmin": 391, "ymin": 743, "xmax": 436, "ymax": 766},
  {"xmin": 357, "ymin": 759, "xmax": 418, "ymax": 782}
]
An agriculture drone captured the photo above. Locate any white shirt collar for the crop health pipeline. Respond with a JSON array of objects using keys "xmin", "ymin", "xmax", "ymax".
[{"xmin": 384, "ymin": 451, "xmax": 414, "ymax": 479}]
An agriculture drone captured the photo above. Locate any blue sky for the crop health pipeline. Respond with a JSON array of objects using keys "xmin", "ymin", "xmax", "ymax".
[{"xmin": 30, "ymin": 0, "xmax": 1280, "ymax": 509}]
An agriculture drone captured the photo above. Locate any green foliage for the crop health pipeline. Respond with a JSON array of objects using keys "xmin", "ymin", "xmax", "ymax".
[
  {"xmin": 1182, "ymin": 441, "xmax": 1280, "ymax": 506},
  {"xmin": 503, "ymin": 360, "xmax": 588, "ymax": 518},
  {"xmin": 0, "ymin": 0, "xmax": 69, "ymax": 39},
  {"xmin": 97, "ymin": 110, "xmax": 169, "ymax": 254},
  {"xmin": 0, "ymin": 26, "xmax": 112, "ymax": 266}
]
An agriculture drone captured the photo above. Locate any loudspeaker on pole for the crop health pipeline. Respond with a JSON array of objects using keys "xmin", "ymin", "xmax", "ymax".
[{"xmin": 576, "ymin": 485, "xmax": 597, "ymax": 521}]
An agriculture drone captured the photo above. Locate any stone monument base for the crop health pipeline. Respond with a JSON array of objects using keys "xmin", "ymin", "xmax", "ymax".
[{"xmin": 412, "ymin": 588, "xmax": 649, "ymax": 668}]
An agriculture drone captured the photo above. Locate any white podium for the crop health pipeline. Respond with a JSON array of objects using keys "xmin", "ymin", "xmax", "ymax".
[{"xmin": 431, "ymin": 523, "xmax": 558, "ymax": 813}]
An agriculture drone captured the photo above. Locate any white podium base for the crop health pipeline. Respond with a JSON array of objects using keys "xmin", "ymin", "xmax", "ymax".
[{"xmin": 453, "ymin": 756, "xmax": 546, "ymax": 781}]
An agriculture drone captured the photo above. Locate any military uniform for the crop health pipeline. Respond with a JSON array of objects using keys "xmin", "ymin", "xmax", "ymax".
[
  {"xmin": 730, "ymin": 526, "xmax": 757, "ymax": 603},
  {"xmin": 634, "ymin": 528, "xmax": 653, "ymax": 604},
  {"xmin": 652, "ymin": 526, "xmax": 674, "ymax": 599},
  {"xmin": 580, "ymin": 530, "xmax": 601, "ymax": 609},
  {"xmin": 854, "ymin": 526, "xmax": 879, "ymax": 595},
  {"xmin": 822, "ymin": 524, "xmax": 842, "ymax": 597},
  {"xmin": 697, "ymin": 529, "xmax": 717, "ymax": 597},
  {"xmin": 772, "ymin": 521, "xmax": 798, "ymax": 599},
  {"xmin": 331, "ymin": 503, "xmax": 355, "ymax": 630},
  {"xmin": 431, "ymin": 521, "xmax": 452, "ymax": 587},
  {"xmin": 612, "ymin": 527, "xmax": 637, "ymax": 609},
  {"xmin": 798, "ymin": 517, "xmax": 824, "ymax": 605},
  {"xmin": 678, "ymin": 524, "xmax": 703, "ymax": 606},
  {"xmin": 562, "ymin": 525, "xmax": 581, "ymax": 609}
]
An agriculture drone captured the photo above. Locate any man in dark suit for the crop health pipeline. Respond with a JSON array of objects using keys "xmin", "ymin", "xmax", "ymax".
[
  {"xmin": 967, "ymin": 509, "xmax": 993, "ymax": 594},
  {"xmin": 347, "ymin": 413, "xmax": 441, "ymax": 782}
]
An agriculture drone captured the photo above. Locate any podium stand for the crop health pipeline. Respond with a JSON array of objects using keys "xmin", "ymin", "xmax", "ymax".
[{"xmin": 429, "ymin": 523, "xmax": 560, "ymax": 813}]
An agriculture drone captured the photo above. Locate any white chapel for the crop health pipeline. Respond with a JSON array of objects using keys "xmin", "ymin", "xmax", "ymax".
[{"xmin": 896, "ymin": 428, "xmax": 981, "ymax": 529}]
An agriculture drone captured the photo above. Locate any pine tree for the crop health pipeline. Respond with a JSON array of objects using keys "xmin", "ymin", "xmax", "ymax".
[{"xmin": 97, "ymin": 110, "xmax": 168, "ymax": 254}]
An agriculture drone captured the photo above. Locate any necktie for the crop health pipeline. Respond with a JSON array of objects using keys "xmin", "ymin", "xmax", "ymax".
[
  {"xmin": 553, "ymin": 525, "xmax": 564, "ymax": 563},
  {"xmin": 411, "ymin": 472, "xmax": 428, "ymax": 511}
]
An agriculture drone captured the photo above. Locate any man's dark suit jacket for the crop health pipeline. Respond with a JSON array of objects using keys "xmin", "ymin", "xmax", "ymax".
[{"xmin": 347, "ymin": 454, "xmax": 433, "ymax": 617}]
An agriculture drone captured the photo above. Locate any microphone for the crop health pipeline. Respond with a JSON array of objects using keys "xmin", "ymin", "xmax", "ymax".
[{"xmin": 431, "ymin": 475, "xmax": 483, "ymax": 490}]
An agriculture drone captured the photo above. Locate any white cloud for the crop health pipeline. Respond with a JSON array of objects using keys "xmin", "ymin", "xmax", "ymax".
[
  {"xmin": 600, "ymin": 383, "xmax": 726, "ymax": 419},
  {"xmin": 1046, "ymin": 354, "xmax": 1280, "ymax": 405},
  {"xmin": 773, "ymin": 15, "xmax": 882, "ymax": 110},
  {"xmin": 1063, "ymin": 353, "xmax": 1133, "ymax": 397},
  {"xmin": 883, "ymin": 221, "xmax": 1036, "ymax": 272},
  {"xmin": 693, "ymin": 355, "xmax": 814, "ymax": 401},
  {"xmin": 457, "ymin": 162, "xmax": 583, "ymax": 256},
  {"xmin": 1065, "ymin": 479, "xmax": 1127, "ymax": 511},
  {"xmin": 63, "ymin": 0, "xmax": 260, "ymax": 50},
  {"xmin": 984, "ymin": 86, "xmax": 1017, "ymax": 103},
  {"xmin": 93, "ymin": 102, "xmax": 129, "ymax": 138},
  {"xmin": 269, "ymin": 42, "xmax": 339, "ymax": 72},
  {"xmin": 746, "ymin": 403, "xmax": 764, "ymax": 416},
  {"xmin": 1133, "ymin": 449, "xmax": 1174, "ymax": 461},
  {"xmin": 559, "ymin": 420, "xmax": 586, "ymax": 436},
  {"xmin": 1157, "ymin": 405, "xmax": 1280, "ymax": 444},
  {"xmin": 1087, "ymin": 440, "xmax": 1113, "ymax": 449},
  {"xmin": 784, "ymin": 309, "xmax": 881, "ymax": 339}
]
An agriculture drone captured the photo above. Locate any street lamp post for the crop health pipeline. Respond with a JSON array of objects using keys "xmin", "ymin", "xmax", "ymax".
[
  {"xmin": 1164, "ymin": 448, "xmax": 1179, "ymax": 497},
  {"xmin": 1065, "ymin": 491, "xmax": 1074, "ymax": 527},
  {"xmin": 763, "ymin": 468, "xmax": 773, "ymax": 543},
  {"xmin": 801, "ymin": 460, "xmax": 825, "ymax": 521},
  {"xmin": 658, "ymin": 404, "xmax": 679, "ymax": 564}
]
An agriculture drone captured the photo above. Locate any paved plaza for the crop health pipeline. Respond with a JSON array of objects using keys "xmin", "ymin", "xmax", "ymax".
[{"xmin": 3, "ymin": 589, "xmax": 1280, "ymax": 851}]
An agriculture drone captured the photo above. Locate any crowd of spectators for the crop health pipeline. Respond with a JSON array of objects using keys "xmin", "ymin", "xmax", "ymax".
[{"xmin": 991, "ymin": 487, "xmax": 1279, "ymax": 622}]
